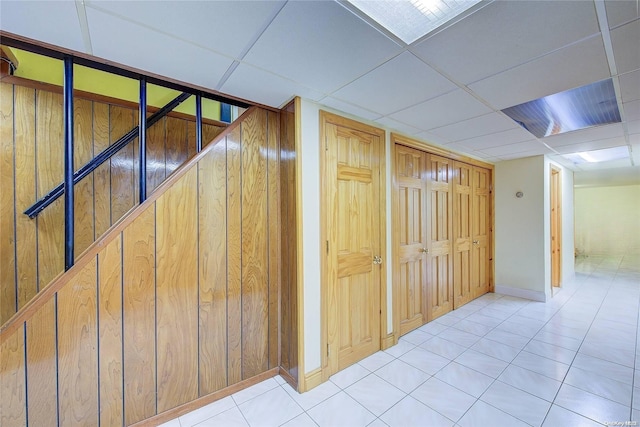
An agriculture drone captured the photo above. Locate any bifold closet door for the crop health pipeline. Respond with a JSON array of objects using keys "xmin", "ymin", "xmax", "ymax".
[
  {"xmin": 453, "ymin": 162, "xmax": 473, "ymax": 308},
  {"xmin": 427, "ymin": 155, "xmax": 454, "ymax": 321},
  {"xmin": 396, "ymin": 146, "xmax": 427, "ymax": 335},
  {"xmin": 471, "ymin": 167, "xmax": 491, "ymax": 298}
]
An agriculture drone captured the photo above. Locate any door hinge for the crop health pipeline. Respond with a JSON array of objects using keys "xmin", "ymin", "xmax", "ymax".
[
  {"xmin": 325, "ymin": 135, "xmax": 328, "ymax": 151},
  {"xmin": 326, "ymin": 240, "xmax": 329, "ymax": 254},
  {"xmin": 327, "ymin": 343, "xmax": 330, "ymax": 357}
]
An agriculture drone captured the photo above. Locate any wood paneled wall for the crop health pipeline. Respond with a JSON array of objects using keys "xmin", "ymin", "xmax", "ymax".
[
  {"xmin": 0, "ymin": 106, "xmax": 283, "ymax": 426},
  {"xmin": 0, "ymin": 81, "xmax": 225, "ymax": 324}
]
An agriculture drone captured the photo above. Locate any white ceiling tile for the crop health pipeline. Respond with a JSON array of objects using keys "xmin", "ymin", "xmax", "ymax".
[
  {"xmin": 410, "ymin": 1, "xmax": 600, "ymax": 84},
  {"xmin": 454, "ymin": 127, "xmax": 536, "ymax": 151},
  {"xmin": 469, "ymin": 35, "xmax": 610, "ymax": 110},
  {"xmin": 619, "ymin": 70, "xmax": 640, "ymax": 103},
  {"xmin": 497, "ymin": 149, "xmax": 554, "ymax": 160},
  {"xmin": 429, "ymin": 113, "xmax": 516, "ymax": 142},
  {"xmin": 374, "ymin": 116, "xmax": 421, "ymax": 136},
  {"xmin": 220, "ymin": 63, "xmax": 324, "ymax": 108},
  {"xmin": 86, "ymin": 8, "xmax": 234, "ymax": 90},
  {"xmin": 0, "ymin": 1, "xmax": 86, "ymax": 52},
  {"xmin": 331, "ymin": 52, "xmax": 456, "ymax": 115},
  {"xmin": 85, "ymin": 1, "xmax": 285, "ymax": 59},
  {"xmin": 610, "ymin": 19, "xmax": 640, "ymax": 74},
  {"xmin": 479, "ymin": 140, "xmax": 547, "ymax": 157},
  {"xmin": 577, "ymin": 158, "xmax": 632, "ymax": 171},
  {"xmin": 632, "ymin": 144, "xmax": 640, "ymax": 164},
  {"xmin": 414, "ymin": 131, "xmax": 452, "ymax": 146},
  {"xmin": 605, "ymin": 0, "xmax": 640, "ymax": 29},
  {"xmin": 628, "ymin": 120, "xmax": 640, "ymax": 136},
  {"xmin": 319, "ymin": 97, "xmax": 382, "ymax": 121},
  {"xmin": 389, "ymin": 89, "xmax": 492, "ymax": 130},
  {"xmin": 242, "ymin": 0, "xmax": 401, "ymax": 93},
  {"xmin": 624, "ymin": 99, "xmax": 640, "ymax": 122},
  {"xmin": 551, "ymin": 137, "xmax": 628, "ymax": 154},
  {"xmin": 543, "ymin": 123, "xmax": 624, "ymax": 147}
]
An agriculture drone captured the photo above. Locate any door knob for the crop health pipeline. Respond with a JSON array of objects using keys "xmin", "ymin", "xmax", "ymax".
[
  {"xmin": 373, "ymin": 255, "xmax": 383, "ymax": 265},
  {"xmin": 473, "ymin": 240, "xmax": 479, "ymax": 245},
  {"xmin": 420, "ymin": 248, "xmax": 429, "ymax": 253}
]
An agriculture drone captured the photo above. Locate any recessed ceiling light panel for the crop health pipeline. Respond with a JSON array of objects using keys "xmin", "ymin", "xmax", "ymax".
[
  {"xmin": 347, "ymin": 0, "xmax": 483, "ymax": 44},
  {"xmin": 501, "ymin": 79, "xmax": 621, "ymax": 139},
  {"xmin": 562, "ymin": 146, "xmax": 629, "ymax": 164}
]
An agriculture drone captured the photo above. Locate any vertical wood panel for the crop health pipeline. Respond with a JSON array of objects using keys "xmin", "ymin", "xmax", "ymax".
[
  {"xmin": 98, "ymin": 234, "xmax": 123, "ymax": 426},
  {"xmin": 227, "ymin": 128, "xmax": 243, "ymax": 385},
  {"xmin": 93, "ymin": 102, "xmax": 111, "ymax": 239},
  {"xmin": 26, "ymin": 299, "xmax": 58, "ymax": 427},
  {"xmin": 123, "ymin": 206, "xmax": 156, "ymax": 425},
  {"xmin": 187, "ymin": 121, "xmax": 197, "ymax": 159},
  {"xmin": 241, "ymin": 109, "xmax": 269, "ymax": 379},
  {"xmin": 36, "ymin": 90, "xmax": 64, "ymax": 289},
  {"xmin": 74, "ymin": 98, "xmax": 95, "ymax": 255},
  {"xmin": 110, "ymin": 105, "xmax": 135, "ymax": 223},
  {"xmin": 0, "ymin": 82, "xmax": 16, "ymax": 323},
  {"xmin": 203, "ymin": 123, "xmax": 224, "ymax": 149},
  {"xmin": 57, "ymin": 258, "xmax": 98, "ymax": 427},
  {"xmin": 267, "ymin": 111, "xmax": 280, "ymax": 369},
  {"xmin": 165, "ymin": 117, "xmax": 188, "ymax": 177},
  {"xmin": 0, "ymin": 326, "xmax": 26, "ymax": 427},
  {"xmin": 147, "ymin": 117, "xmax": 167, "ymax": 193},
  {"xmin": 156, "ymin": 168, "xmax": 199, "ymax": 411},
  {"xmin": 198, "ymin": 138, "xmax": 228, "ymax": 395},
  {"xmin": 14, "ymin": 85, "xmax": 37, "ymax": 308}
]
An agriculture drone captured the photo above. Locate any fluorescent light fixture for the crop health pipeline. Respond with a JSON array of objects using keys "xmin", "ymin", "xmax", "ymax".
[
  {"xmin": 562, "ymin": 146, "xmax": 629, "ymax": 164},
  {"xmin": 501, "ymin": 79, "xmax": 621, "ymax": 138},
  {"xmin": 346, "ymin": 0, "xmax": 483, "ymax": 44}
]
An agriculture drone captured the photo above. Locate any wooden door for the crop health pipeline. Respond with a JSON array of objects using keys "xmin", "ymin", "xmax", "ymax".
[
  {"xmin": 471, "ymin": 167, "xmax": 491, "ymax": 298},
  {"xmin": 453, "ymin": 162, "xmax": 473, "ymax": 308},
  {"xmin": 322, "ymin": 113, "xmax": 384, "ymax": 375},
  {"xmin": 427, "ymin": 155, "xmax": 454, "ymax": 320},
  {"xmin": 550, "ymin": 166, "xmax": 562, "ymax": 287},
  {"xmin": 395, "ymin": 145, "xmax": 428, "ymax": 335}
]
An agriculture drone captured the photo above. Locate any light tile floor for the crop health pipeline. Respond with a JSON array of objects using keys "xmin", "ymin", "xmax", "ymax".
[{"xmin": 161, "ymin": 254, "xmax": 640, "ymax": 427}]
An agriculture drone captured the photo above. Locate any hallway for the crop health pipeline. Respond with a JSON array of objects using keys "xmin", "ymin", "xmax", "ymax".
[{"xmin": 162, "ymin": 255, "xmax": 640, "ymax": 427}]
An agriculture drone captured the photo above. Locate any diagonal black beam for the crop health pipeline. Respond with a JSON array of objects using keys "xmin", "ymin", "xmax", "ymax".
[{"xmin": 24, "ymin": 92, "xmax": 191, "ymax": 219}]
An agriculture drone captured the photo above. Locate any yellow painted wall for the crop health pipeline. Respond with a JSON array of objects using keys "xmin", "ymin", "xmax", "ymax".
[{"xmin": 11, "ymin": 49, "xmax": 221, "ymax": 120}]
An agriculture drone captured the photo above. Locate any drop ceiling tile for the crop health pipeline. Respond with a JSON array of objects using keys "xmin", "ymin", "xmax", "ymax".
[
  {"xmin": 86, "ymin": 8, "xmax": 234, "ymax": 90},
  {"xmin": 551, "ymin": 137, "xmax": 628, "ymax": 154},
  {"xmin": 577, "ymin": 158, "xmax": 632, "ymax": 171},
  {"xmin": 454, "ymin": 128, "xmax": 536, "ymax": 151},
  {"xmin": 605, "ymin": 0, "xmax": 640, "ymax": 29},
  {"xmin": 319, "ymin": 97, "xmax": 382, "ymax": 121},
  {"xmin": 0, "ymin": 1, "xmax": 86, "ymax": 52},
  {"xmin": 429, "ymin": 113, "xmax": 516, "ymax": 142},
  {"xmin": 331, "ymin": 52, "xmax": 456, "ymax": 115},
  {"xmin": 410, "ymin": 1, "xmax": 599, "ymax": 84},
  {"xmin": 220, "ymin": 63, "xmax": 324, "ymax": 108},
  {"xmin": 374, "ymin": 117, "xmax": 421, "ymax": 136},
  {"xmin": 496, "ymin": 149, "xmax": 554, "ymax": 161},
  {"xmin": 543, "ymin": 123, "xmax": 624, "ymax": 147},
  {"xmin": 479, "ymin": 140, "xmax": 547, "ymax": 157},
  {"xmin": 624, "ymin": 99, "xmax": 640, "ymax": 122},
  {"xmin": 611, "ymin": 19, "xmax": 640, "ymax": 74},
  {"xmin": 628, "ymin": 120, "xmax": 640, "ymax": 136},
  {"xmin": 242, "ymin": 0, "xmax": 401, "ymax": 94},
  {"xmin": 469, "ymin": 35, "xmax": 610, "ymax": 110},
  {"xmin": 85, "ymin": 1, "xmax": 285, "ymax": 59},
  {"xmin": 389, "ymin": 90, "xmax": 492, "ymax": 130},
  {"xmin": 619, "ymin": 70, "xmax": 640, "ymax": 103},
  {"xmin": 415, "ymin": 131, "xmax": 452, "ymax": 147}
]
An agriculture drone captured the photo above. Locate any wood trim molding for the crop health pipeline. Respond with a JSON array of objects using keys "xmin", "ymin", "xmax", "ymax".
[
  {"xmin": 0, "ymin": 106, "xmax": 258, "ymax": 343},
  {"xmin": 381, "ymin": 333, "xmax": 397, "ymax": 350},
  {"xmin": 0, "ymin": 75, "xmax": 228, "ymax": 127},
  {"xmin": 392, "ymin": 133, "xmax": 494, "ymax": 170},
  {"xmin": 130, "ymin": 368, "xmax": 279, "ymax": 427},
  {"xmin": 302, "ymin": 368, "xmax": 323, "ymax": 392}
]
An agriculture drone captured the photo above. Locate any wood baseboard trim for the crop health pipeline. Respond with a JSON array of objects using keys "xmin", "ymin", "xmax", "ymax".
[
  {"xmin": 131, "ymin": 367, "xmax": 279, "ymax": 427},
  {"xmin": 381, "ymin": 333, "xmax": 396, "ymax": 350},
  {"xmin": 279, "ymin": 367, "xmax": 298, "ymax": 391},
  {"xmin": 301, "ymin": 368, "xmax": 323, "ymax": 393}
]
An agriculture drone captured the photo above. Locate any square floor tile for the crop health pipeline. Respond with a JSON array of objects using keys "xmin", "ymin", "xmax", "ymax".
[
  {"xmin": 399, "ymin": 347, "xmax": 450, "ymax": 375},
  {"xmin": 511, "ymin": 351, "xmax": 570, "ymax": 382},
  {"xmin": 330, "ymin": 363, "xmax": 371, "ymax": 389},
  {"xmin": 484, "ymin": 330, "xmax": 531, "ymax": 350},
  {"xmin": 554, "ymin": 384, "xmax": 631, "ymax": 425},
  {"xmin": 634, "ymin": 387, "xmax": 640, "ymax": 409},
  {"xmin": 380, "ymin": 396, "xmax": 454, "ymax": 427},
  {"xmin": 359, "ymin": 351, "xmax": 395, "ymax": 372},
  {"xmin": 282, "ymin": 380, "xmax": 340, "ymax": 411},
  {"xmin": 434, "ymin": 362, "xmax": 494, "ymax": 398},
  {"xmin": 419, "ymin": 321, "xmax": 449, "ymax": 335},
  {"xmin": 572, "ymin": 353, "xmax": 634, "ymax": 385},
  {"xmin": 307, "ymin": 392, "xmax": 376, "ymax": 427},
  {"xmin": 438, "ymin": 328, "xmax": 482, "ymax": 348},
  {"xmin": 238, "ymin": 386, "xmax": 303, "ymax": 426},
  {"xmin": 400, "ymin": 329, "xmax": 433, "ymax": 346},
  {"xmin": 383, "ymin": 340, "xmax": 416, "ymax": 358},
  {"xmin": 179, "ymin": 396, "xmax": 235, "ymax": 426},
  {"xmin": 411, "ymin": 377, "xmax": 476, "ymax": 422},
  {"xmin": 458, "ymin": 400, "xmax": 529, "ymax": 427},
  {"xmin": 345, "ymin": 374, "xmax": 406, "ymax": 416},
  {"xmin": 232, "ymin": 378, "xmax": 279, "ymax": 405},
  {"xmin": 579, "ymin": 340, "xmax": 636, "ymax": 368},
  {"xmin": 524, "ymin": 340, "xmax": 577, "ymax": 365},
  {"xmin": 564, "ymin": 366, "xmax": 633, "ymax": 406},
  {"xmin": 434, "ymin": 314, "xmax": 461, "ymax": 327},
  {"xmin": 454, "ymin": 350, "xmax": 508, "ymax": 378},
  {"xmin": 497, "ymin": 364, "xmax": 562, "ymax": 402},
  {"xmin": 470, "ymin": 338, "xmax": 520, "ymax": 363},
  {"xmin": 464, "ymin": 313, "xmax": 504, "ymax": 328},
  {"xmin": 281, "ymin": 412, "xmax": 319, "ymax": 427},
  {"xmin": 196, "ymin": 407, "xmax": 249, "ymax": 427},
  {"xmin": 420, "ymin": 336, "xmax": 468, "ymax": 360},
  {"xmin": 374, "ymin": 359, "xmax": 431, "ymax": 393},
  {"xmin": 542, "ymin": 404, "xmax": 603, "ymax": 427},
  {"xmin": 480, "ymin": 380, "xmax": 551, "ymax": 426},
  {"xmin": 533, "ymin": 330, "xmax": 582, "ymax": 351}
]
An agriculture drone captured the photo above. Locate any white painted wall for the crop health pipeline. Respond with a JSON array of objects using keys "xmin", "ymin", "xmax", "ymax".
[
  {"xmin": 575, "ymin": 184, "xmax": 640, "ymax": 255},
  {"xmin": 494, "ymin": 156, "xmax": 575, "ymax": 301}
]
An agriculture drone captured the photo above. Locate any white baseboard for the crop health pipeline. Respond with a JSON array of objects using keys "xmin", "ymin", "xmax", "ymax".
[{"xmin": 494, "ymin": 285, "xmax": 547, "ymax": 302}]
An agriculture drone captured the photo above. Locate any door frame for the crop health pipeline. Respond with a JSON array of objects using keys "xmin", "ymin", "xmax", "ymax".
[
  {"xmin": 319, "ymin": 110, "xmax": 388, "ymax": 381},
  {"xmin": 550, "ymin": 164, "xmax": 562, "ymax": 289}
]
